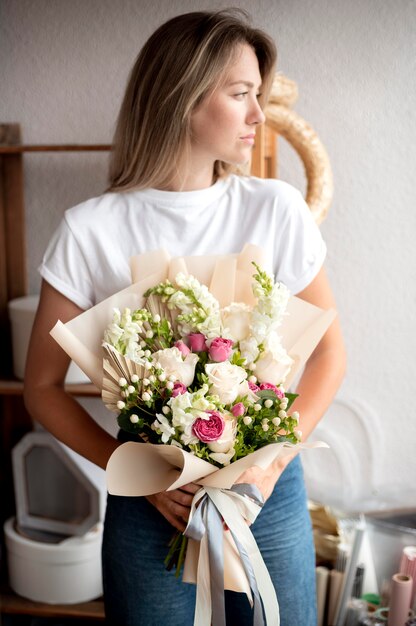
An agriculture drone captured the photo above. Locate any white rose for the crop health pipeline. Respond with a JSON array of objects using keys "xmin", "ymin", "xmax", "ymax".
[
  {"xmin": 255, "ymin": 344, "xmax": 293, "ymax": 385},
  {"xmin": 221, "ymin": 303, "xmax": 251, "ymax": 342},
  {"xmin": 153, "ymin": 347, "xmax": 198, "ymax": 386},
  {"xmin": 205, "ymin": 361, "xmax": 247, "ymax": 405},
  {"xmin": 238, "ymin": 380, "xmax": 259, "ymax": 404},
  {"xmin": 207, "ymin": 418, "xmax": 236, "ymax": 453}
]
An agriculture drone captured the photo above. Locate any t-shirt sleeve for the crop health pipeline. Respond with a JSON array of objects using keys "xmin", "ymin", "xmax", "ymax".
[
  {"xmin": 38, "ymin": 215, "xmax": 95, "ymax": 310},
  {"xmin": 273, "ymin": 186, "xmax": 327, "ymax": 295}
]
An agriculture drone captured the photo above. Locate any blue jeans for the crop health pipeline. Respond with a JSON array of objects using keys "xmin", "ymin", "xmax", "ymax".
[{"xmin": 102, "ymin": 456, "xmax": 317, "ymax": 625}]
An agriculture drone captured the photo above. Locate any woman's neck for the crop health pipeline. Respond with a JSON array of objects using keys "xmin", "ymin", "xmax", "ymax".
[{"xmin": 159, "ymin": 159, "xmax": 215, "ymax": 192}]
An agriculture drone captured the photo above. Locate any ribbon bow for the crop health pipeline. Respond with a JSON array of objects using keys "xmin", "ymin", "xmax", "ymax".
[{"xmin": 185, "ymin": 483, "xmax": 280, "ymax": 626}]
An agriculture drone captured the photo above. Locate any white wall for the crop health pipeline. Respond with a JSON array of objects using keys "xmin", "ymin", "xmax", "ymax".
[{"xmin": 1, "ymin": 0, "xmax": 415, "ymax": 510}]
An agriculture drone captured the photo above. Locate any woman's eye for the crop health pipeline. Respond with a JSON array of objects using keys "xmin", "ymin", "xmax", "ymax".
[{"xmin": 234, "ymin": 91, "xmax": 249, "ymax": 99}]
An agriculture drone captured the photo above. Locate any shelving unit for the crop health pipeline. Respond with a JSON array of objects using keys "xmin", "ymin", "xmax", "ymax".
[{"xmin": 0, "ymin": 124, "xmax": 108, "ymax": 622}]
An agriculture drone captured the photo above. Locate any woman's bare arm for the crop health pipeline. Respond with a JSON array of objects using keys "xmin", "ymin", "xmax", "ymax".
[
  {"xmin": 23, "ymin": 279, "xmax": 120, "ymax": 469},
  {"xmin": 290, "ymin": 265, "xmax": 346, "ymax": 439}
]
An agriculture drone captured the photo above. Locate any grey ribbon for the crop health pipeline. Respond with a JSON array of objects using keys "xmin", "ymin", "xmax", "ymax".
[{"xmin": 185, "ymin": 483, "xmax": 265, "ymax": 626}]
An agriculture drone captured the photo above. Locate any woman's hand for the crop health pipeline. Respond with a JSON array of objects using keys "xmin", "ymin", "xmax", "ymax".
[
  {"xmin": 235, "ymin": 451, "xmax": 298, "ymax": 503},
  {"xmin": 146, "ymin": 482, "xmax": 201, "ymax": 532}
]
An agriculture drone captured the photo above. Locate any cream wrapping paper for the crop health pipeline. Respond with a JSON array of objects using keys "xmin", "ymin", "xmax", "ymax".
[
  {"xmin": 50, "ymin": 243, "xmax": 336, "ymax": 390},
  {"xmin": 50, "ymin": 243, "xmax": 335, "ymax": 623}
]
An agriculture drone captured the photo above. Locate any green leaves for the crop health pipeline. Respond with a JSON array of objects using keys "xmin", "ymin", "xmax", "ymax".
[
  {"xmin": 230, "ymin": 350, "xmax": 246, "ymax": 367},
  {"xmin": 284, "ymin": 392, "xmax": 298, "ymax": 410}
]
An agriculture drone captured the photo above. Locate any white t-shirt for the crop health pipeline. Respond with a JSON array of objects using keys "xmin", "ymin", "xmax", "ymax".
[{"xmin": 39, "ymin": 174, "xmax": 326, "ymax": 310}]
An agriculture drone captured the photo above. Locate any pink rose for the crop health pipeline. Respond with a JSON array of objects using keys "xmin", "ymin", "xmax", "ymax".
[
  {"xmin": 208, "ymin": 337, "xmax": 234, "ymax": 362},
  {"xmin": 174, "ymin": 340, "xmax": 191, "ymax": 356},
  {"xmin": 231, "ymin": 402, "xmax": 245, "ymax": 417},
  {"xmin": 248, "ymin": 381, "xmax": 260, "ymax": 392},
  {"xmin": 259, "ymin": 382, "xmax": 284, "ymax": 398},
  {"xmin": 192, "ymin": 410, "xmax": 225, "ymax": 443},
  {"xmin": 188, "ymin": 333, "xmax": 208, "ymax": 352},
  {"xmin": 171, "ymin": 381, "xmax": 187, "ymax": 397}
]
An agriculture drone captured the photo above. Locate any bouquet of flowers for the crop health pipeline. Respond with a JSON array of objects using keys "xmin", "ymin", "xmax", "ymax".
[
  {"xmin": 50, "ymin": 245, "xmax": 335, "ymax": 626},
  {"xmin": 103, "ymin": 263, "xmax": 301, "ymax": 460},
  {"xmin": 101, "ymin": 263, "xmax": 302, "ymax": 575}
]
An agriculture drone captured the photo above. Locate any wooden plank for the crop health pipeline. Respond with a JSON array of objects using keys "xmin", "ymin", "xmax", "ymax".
[
  {"xmin": 250, "ymin": 124, "xmax": 266, "ymax": 178},
  {"xmin": 3, "ymin": 152, "xmax": 27, "ymax": 301},
  {"xmin": 0, "ymin": 125, "xmax": 23, "ymax": 377},
  {"xmin": 0, "ymin": 156, "xmax": 9, "ymax": 315},
  {"xmin": 0, "ymin": 145, "xmax": 111, "ymax": 154},
  {"xmin": 0, "ymin": 588, "xmax": 105, "ymax": 620},
  {"xmin": 265, "ymin": 125, "xmax": 278, "ymax": 178}
]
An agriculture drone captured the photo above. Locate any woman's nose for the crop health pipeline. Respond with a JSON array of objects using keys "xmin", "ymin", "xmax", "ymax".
[{"xmin": 248, "ymin": 99, "xmax": 266, "ymax": 125}]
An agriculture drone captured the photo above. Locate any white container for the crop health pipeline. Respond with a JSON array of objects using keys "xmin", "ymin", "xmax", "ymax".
[
  {"xmin": 365, "ymin": 509, "xmax": 416, "ymax": 593},
  {"xmin": 4, "ymin": 517, "xmax": 103, "ymax": 604},
  {"xmin": 8, "ymin": 295, "xmax": 89, "ymax": 384},
  {"xmin": 12, "ymin": 431, "xmax": 103, "ymax": 537}
]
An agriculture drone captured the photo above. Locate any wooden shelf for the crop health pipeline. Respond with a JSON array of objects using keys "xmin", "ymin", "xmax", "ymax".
[
  {"xmin": 0, "ymin": 587, "xmax": 105, "ymax": 621},
  {"xmin": 0, "ymin": 144, "xmax": 111, "ymax": 154},
  {"xmin": 0, "ymin": 379, "xmax": 100, "ymax": 397}
]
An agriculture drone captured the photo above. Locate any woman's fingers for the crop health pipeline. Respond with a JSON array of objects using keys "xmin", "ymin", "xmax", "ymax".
[
  {"xmin": 146, "ymin": 493, "xmax": 187, "ymax": 532},
  {"xmin": 146, "ymin": 484, "xmax": 200, "ymax": 531},
  {"xmin": 179, "ymin": 482, "xmax": 201, "ymax": 495}
]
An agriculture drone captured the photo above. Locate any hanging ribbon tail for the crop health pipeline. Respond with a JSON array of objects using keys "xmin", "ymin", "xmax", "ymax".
[
  {"xmin": 185, "ymin": 492, "xmax": 226, "ymax": 626},
  {"xmin": 207, "ymin": 499, "xmax": 226, "ymax": 626},
  {"xmin": 185, "ymin": 484, "xmax": 279, "ymax": 626},
  {"xmin": 230, "ymin": 530, "xmax": 265, "ymax": 626}
]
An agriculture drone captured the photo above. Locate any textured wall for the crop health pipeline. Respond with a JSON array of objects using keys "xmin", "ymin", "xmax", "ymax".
[{"xmin": 1, "ymin": 0, "xmax": 415, "ymax": 510}]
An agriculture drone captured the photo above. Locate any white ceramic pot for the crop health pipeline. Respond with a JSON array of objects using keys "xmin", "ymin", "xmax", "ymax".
[
  {"xmin": 4, "ymin": 518, "xmax": 103, "ymax": 604},
  {"xmin": 8, "ymin": 295, "xmax": 89, "ymax": 383}
]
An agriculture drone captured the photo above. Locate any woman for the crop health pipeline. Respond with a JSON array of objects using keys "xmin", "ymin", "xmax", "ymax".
[{"xmin": 25, "ymin": 9, "xmax": 346, "ymax": 625}]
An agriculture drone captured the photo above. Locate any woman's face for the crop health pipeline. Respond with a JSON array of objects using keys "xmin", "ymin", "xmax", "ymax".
[{"xmin": 190, "ymin": 44, "xmax": 266, "ymax": 171}]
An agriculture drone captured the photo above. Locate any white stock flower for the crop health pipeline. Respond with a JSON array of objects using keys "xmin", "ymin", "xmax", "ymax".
[
  {"xmin": 239, "ymin": 336, "xmax": 260, "ymax": 366},
  {"xmin": 152, "ymin": 413, "xmax": 176, "ymax": 443},
  {"xmin": 221, "ymin": 303, "xmax": 251, "ymax": 342},
  {"xmin": 253, "ymin": 280, "xmax": 290, "ymax": 323},
  {"xmin": 103, "ymin": 307, "xmax": 144, "ymax": 361},
  {"xmin": 169, "ymin": 392, "xmax": 193, "ymax": 428},
  {"xmin": 152, "ymin": 347, "xmax": 198, "ymax": 387},
  {"xmin": 207, "ymin": 418, "xmax": 236, "ymax": 454},
  {"xmin": 170, "ymin": 273, "xmax": 222, "ymax": 338},
  {"xmin": 205, "ymin": 362, "xmax": 247, "ymax": 405},
  {"xmin": 250, "ymin": 279, "xmax": 291, "ymax": 343},
  {"xmin": 168, "ymin": 393, "xmax": 198, "ymax": 445},
  {"xmin": 175, "ymin": 274, "xmax": 219, "ymax": 315},
  {"xmin": 198, "ymin": 315, "xmax": 222, "ymax": 340},
  {"xmin": 250, "ymin": 310, "xmax": 272, "ymax": 343},
  {"xmin": 169, "ymin": 290, "xmax": 193, "ymax": 313}
]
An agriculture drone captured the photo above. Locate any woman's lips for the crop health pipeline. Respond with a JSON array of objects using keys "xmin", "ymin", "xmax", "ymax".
[{"xmin": 240, "ymin": 134, "xmax": 256, "ymax": 145}]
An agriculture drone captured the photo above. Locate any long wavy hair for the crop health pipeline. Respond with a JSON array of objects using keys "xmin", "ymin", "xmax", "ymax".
[{"xmin": 108, "ymin": 9, "xmax": 277, "ymax": 191}]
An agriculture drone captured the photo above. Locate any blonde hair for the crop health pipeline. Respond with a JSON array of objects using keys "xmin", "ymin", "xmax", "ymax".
[{"xmin": 108, "ymin": 9, "xmax": 277, "ymax": 192}]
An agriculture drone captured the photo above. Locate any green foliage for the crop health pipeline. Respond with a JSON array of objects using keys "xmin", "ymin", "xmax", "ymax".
[{"xmin": 230, "ymin": 350, "xmax": 246, "ymax": 367}]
